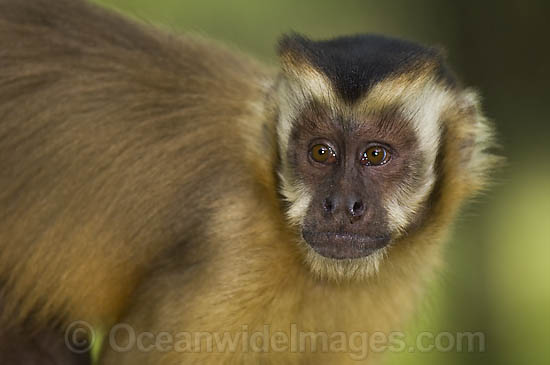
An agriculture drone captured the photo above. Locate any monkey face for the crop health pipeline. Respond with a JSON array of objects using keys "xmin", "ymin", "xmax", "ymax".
[
  {"xmin": 275, "ymin": 34, "xmax": 476, "ymax": 279},
  {"xmin": 287, "ymin": 102, "xmax": 428, "ymax": 260},
  {"xmin": 277, "ymin": 84, "xmax": 448, "ymax": 279}
]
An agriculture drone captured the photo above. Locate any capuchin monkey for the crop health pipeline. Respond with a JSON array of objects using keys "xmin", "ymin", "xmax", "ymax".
[{"xmin": 0, "ymin": 0, "xmax": 498, "ymax": 364}]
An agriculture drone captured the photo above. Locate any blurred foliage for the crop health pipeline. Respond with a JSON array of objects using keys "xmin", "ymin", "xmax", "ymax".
[{"xmin": 93, "ymin": 1, "xmax": 550, "ymax": 364}]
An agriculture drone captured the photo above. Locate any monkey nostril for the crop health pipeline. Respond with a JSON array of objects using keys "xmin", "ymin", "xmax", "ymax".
[
  {"xmin": 351, "ymin": 201, "xmax": 364, "ymax": 217},
  {"xmin": 323, "ymin": 198, "xmax": 333, "ymax": 213},
  {"xmin": 347, "ymin": 201, "xmax": 365, "ymax": 224}
]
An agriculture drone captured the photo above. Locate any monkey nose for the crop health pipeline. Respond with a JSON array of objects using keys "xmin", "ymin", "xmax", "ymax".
[{"xmin": 323, "ymin": 195, "xmax": 365, "ymax": 224}]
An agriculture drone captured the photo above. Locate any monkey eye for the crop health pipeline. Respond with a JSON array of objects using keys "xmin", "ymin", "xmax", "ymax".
[
  {"xmin": 361, "ymin": 145, "xmax": 390, "ymax": 166},
  {"xmin": 310, "ymin": 144, "xmax": 336, "ymax": 164}
]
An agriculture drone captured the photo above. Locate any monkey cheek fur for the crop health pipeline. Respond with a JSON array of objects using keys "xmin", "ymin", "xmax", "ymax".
[{"xmin": 301, "ymin": 230, "xmax": 391, "ymax": 259}]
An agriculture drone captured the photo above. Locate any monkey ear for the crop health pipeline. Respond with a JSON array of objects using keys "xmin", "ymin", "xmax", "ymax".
[
  {"xmin": 447, "ymin": 89, "xmax": 501, "ymax": 193},
  {"xmin": 428, "ymin": 44, "xmax": 449, "ymax": 61},
  {"xmin": 277, "ymin": 33, "xmax": 317, "ymax": 77},
  {"xmin": 276, "ymin": 33, "xmax": 336, "ymax": 102},
  {"xmin": 278, "ymin": 33, "xmax": 310, "ymax": 57}
]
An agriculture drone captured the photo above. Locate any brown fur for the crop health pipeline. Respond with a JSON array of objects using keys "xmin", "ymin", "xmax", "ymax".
[{"xmin": 0, "ymin": 0, "xmax": 497, "ymax": 364}]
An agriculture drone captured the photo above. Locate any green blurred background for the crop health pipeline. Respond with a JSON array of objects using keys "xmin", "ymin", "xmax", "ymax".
[{"xmin": 93, "ymin": 1, "xmax": 550, "ymax": 364}]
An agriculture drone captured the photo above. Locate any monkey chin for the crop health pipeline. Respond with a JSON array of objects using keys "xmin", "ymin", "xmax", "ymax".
[
  {"xmin": 302, "ymin": 231, "xmax": 390, "ymax": 259},
  {"xmin": 297, "ymin": 236, "xmax": 391, "ymax": 283}
]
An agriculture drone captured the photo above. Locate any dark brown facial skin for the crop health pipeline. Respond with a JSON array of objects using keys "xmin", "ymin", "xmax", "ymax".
[{"xmin": 288, "ymin": 101, "xmax": 425, "ymax": 259}]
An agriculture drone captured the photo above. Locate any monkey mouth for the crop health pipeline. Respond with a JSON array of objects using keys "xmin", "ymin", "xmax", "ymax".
[{"xmin": 301, "ymin": 231, "xmax": 390, "ymax": 259}]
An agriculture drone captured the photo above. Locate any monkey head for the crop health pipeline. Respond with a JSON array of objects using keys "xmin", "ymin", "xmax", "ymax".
[{"xmin": 275, "ymin": 34, "xmax": 493, "ymax": 281}]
